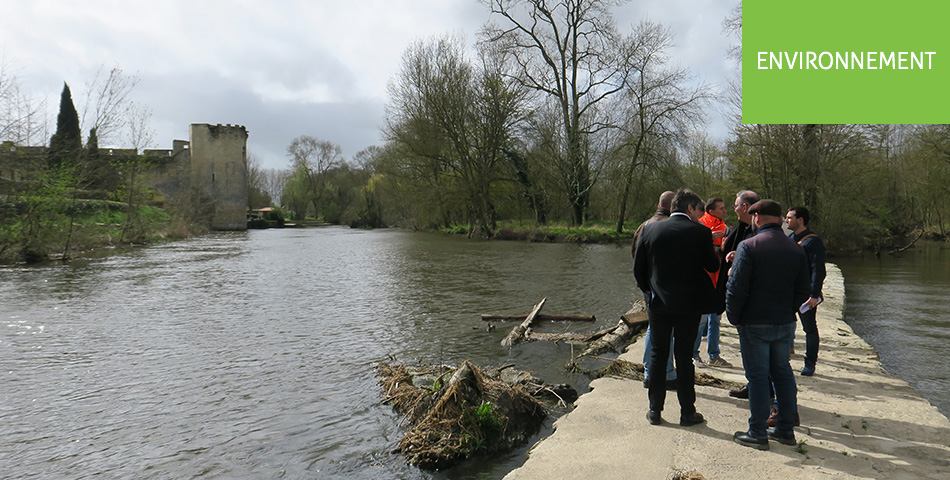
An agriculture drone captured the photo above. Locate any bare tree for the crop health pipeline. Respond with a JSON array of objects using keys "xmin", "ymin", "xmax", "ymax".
[
  {"xmin": 481, "ymin": 0, "xmax": 640, "ymax": 225},
  {"xmin": 118, "ymin": 102, "xmax": 156, "ymax": 242},
  {"xmin": 0, "ymin": 55, "xmax": 48, "ymax": 145},
  {"xmin": 286, "ymin": 136, "xmax": 343, "ymax": 218},
  {"xmin": 612, "ymin": 21, "xmax": 710, "ymax": 232},
  {"xmin": 261, "ymin": 168, "xmax": 290, "ymax": 208},
  {"xmin": 351, "ymin": 145, "xmax": 383, "ymax": 170},
  {"xmin": 385, "ymin": 35, "xmax": 525, "ymax": 235},
  {"xmin": 246, "ymin": 152, "xmax": 272, "ymax": 208},
  {"xmin": 722, "ymin": 2, "xmax": 742, "ymax": 64},
  {"xmin": 80, "ymin": 65, "xmax": 141, "ymax": 146}
]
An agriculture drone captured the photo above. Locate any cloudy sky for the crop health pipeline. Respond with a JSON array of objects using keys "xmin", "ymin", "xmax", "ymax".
[{"xmin": 2, "ymin": 0, "xmax": 738, "ymax": 170}]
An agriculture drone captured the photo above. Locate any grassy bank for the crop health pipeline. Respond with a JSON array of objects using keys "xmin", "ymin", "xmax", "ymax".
[
  {"xmin": 440, "ymin": 220, "xmax": 636, "ymax": 245},
  {"xmin": 0, "ymin": 199, "xmax": 184, "ymax": 264}
]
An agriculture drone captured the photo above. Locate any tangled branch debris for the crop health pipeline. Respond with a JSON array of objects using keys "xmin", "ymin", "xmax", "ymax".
[{"xmin": 379, "ymin": 361, "xmax": 549, "ymax": 469}]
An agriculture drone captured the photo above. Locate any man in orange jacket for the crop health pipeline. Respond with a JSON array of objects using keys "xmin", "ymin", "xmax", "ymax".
[{"xmin": 693, "ymin": 197, "xmax": 731, "ymax": 368}]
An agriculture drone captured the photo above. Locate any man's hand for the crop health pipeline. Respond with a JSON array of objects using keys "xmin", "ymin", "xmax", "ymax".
[{"xmin": 725, "ymin": 251, "xmax": 736, "ymax": 263}]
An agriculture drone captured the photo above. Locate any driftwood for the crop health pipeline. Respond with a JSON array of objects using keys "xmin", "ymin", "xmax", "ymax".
[
  {"xmin": 501, "ymin": 298, "xmax": 546, "ymax": 348},
  {"xmin": 499, "ymin": 299, "xmax": 649, "ymax": 359},
  {"xmin": 482, "ymin": 314, "xmax": 595, "ymax": 322},
  {"xmin": 888, "ymin": 229, "xmax": 924, "ymax": 255},
  {"xmin": 526, "ymin": 332, "xmax": 591, "ymax": 342},
  {"xmin": 576, "ymin": 299, "xmax": 649, "ymax": 357}
]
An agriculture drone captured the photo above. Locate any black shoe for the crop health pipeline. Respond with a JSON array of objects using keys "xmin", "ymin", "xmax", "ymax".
[
  {"xmin": 729, "ymin": 385, "xmax": 749, "ymax": 399},
  {"xmin": 733, "ymin": 431, "xmax": 769, "ymax": 450},
  {"xmin": 646, "ymin": 410, "xmax": 662, "ymax": 425},
  {"xmin": 767, "ymin": 427, "xmax": 797, "ymax": 446},
  {"xmin": 679, "ymin": 412, "xmax": 705, "ymax": 426},
  {"xmin": 665, "ymin": 378, "xmax": 679, "ymax": 391}
]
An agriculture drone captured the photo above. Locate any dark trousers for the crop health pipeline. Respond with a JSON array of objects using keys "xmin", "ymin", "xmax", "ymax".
[
  {"xmin": 647, "ymin": 310, "xmax": 700, "ymax": 415},
  {"xmin": 798, "ymin": 307, "xmax": 820, "ymax": 367}
]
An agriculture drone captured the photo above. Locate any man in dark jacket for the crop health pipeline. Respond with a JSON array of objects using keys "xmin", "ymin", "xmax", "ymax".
[
  {"xmin": 632, "ymin": 191, "xmax": 677, "ymax": 389},
  {"xmin": 722, "ymin": 190, "xmax": 759, "ymax": 399},
  {"xmin": 785, "ymin": 206, "xmax": 827, "ymax": 376},
  {"xmin": 727, "ymin": 199, "xmax": 810, "ymax": 450},
  {"xmin": 722, "ymin": 190, "xmax": 760, "ymax": 266},
  {"xmin": 634, "ymin": 189, "xmax": 720, "ymax": 427}
]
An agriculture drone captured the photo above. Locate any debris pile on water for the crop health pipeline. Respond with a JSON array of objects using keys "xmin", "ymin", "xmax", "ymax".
[{"xmin": 379, "ymin": 361, "xmax": 548, "ymax": 469}]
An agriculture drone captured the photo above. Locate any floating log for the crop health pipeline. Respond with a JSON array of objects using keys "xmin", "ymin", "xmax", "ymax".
[
  {"xmin": 501, "ymin": 298, "xmax": 546, "ymax": 348},
  {"xmin": 481, "ymin": 314, "xmax": 596, "ymax": 322},
  {"xmin": 888, "ymin": 229, "xmax": 924, "ymax": 255},
  {"xmin": 526, "ymin": 332, "xmax": 592, "ymax": 343},
  {"xmin": 577, "ymin": 300, "xmax": 648, "ymax": 358}
]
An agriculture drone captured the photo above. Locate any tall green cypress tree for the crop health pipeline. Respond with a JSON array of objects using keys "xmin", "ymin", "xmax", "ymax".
[{"xmin": 48, "ymin": 82, "xmax": 82, "ymax": 169}]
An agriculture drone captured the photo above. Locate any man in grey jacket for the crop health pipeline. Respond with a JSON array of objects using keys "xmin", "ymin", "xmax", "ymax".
[{"xmin": 727, "ymin": 199, "xmax": 810, "ymax": 450}]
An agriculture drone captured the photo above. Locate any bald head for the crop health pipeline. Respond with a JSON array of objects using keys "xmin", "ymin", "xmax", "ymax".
[
  {"xmin": 734, "ymin": 190, "xmax": 759, "ymax": 223},
  {"xmin": 658, "ymin": 191, "xmax": 675, "ymax": 210}
]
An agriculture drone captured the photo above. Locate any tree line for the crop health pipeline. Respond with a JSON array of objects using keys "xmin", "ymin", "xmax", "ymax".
[
  {"xmin": 5, "ymin": 1, "xmax": 949, "ymax": 262},
  {"xmin": 257, "ymin": 1, "xmax": 949, "ymax": 252}
]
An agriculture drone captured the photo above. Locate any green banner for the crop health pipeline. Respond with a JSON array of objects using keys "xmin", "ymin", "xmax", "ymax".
[{"xmin": 742, "ymin": 0, "xmax": 948, "ymax": 124}]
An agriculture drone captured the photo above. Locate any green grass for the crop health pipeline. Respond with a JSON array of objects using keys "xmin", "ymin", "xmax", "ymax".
[
  {"xmin": 1, "ymin": 200, "xmax": 174, "ymax": 263},
  {"xmin": 441, "ymin": 219, "xmax": 637, "ymax": 244}
]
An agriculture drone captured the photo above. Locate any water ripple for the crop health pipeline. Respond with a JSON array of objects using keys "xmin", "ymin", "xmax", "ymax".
[{"xmin": 0, "ymin": 228, "xmax": 636, "ymax": 479}]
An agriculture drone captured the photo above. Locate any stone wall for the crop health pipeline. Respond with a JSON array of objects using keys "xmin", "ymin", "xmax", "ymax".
[
  {"xmin": 1, "ymin": 123, "xmax": 250, "ymax": 231},
  {"xmin": 188, "ymin": 124, "xmax": 248, "ymax": 231}
]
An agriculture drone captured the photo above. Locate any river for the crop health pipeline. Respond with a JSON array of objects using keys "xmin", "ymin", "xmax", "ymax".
[
  {"xmin": 835, "ymin": 240, "xmax": 950, "ymax": 419},
  {"xmin": 1, "ymin": 228, "xmax": 947, "ymax": 479}
]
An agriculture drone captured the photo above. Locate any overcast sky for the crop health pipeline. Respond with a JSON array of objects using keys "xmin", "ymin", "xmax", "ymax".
[{"xmin": 1, "ymin": 0, "xmax": 738, "ymax": 171}]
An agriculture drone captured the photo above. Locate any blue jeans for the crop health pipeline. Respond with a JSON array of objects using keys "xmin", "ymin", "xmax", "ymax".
[
  {"xmin": 693, "ymin": 313, "xmax": 722, "ymax": 359},
  {"xmin": 643, "ymin": 325, "xmax": 676, "ymax": 381},
  {"xmin": 797, "ymin": 307, "xmax": 820, "ymax": 367},
  {"xmin": 737, "ymin": 323, "xmax": 798, "ymax": 437}
]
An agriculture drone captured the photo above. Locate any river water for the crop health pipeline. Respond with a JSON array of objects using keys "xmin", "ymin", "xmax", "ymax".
[
  {"xmin": 0, "ymin": 227, "xmax": 635, "ymax": 479},
  {"xmin": 1, "ymin": 228, "xmax": 947, "ymax": 479},
  {"xmin": 836, "ymin": 241, "xmax": 950, "ymax": 418}
]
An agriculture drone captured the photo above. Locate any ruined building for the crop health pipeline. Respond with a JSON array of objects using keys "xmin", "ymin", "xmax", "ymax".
[{"xmin": 1, "ymin": 123, "xmax": 249, "ymax": 231}]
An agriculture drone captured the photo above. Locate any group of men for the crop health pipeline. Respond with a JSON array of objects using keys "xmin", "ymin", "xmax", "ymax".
[{"xmin": 632, "ymin": 188, "xmax": 827, "ymax": 450}]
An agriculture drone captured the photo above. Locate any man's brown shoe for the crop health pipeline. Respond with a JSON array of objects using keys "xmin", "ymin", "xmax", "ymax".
[{"xmin": 767, "ymin": 405, "xmax": 801, "ymax": 427}]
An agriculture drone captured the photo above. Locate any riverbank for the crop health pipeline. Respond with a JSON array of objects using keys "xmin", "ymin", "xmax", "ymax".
[
  {"xmin": 439, "ymin": 221, "xmax": 635, "ymax": 245},
  {"xmin": 504, "ymin": 264, "xmax": 950, "ymax": 479}
]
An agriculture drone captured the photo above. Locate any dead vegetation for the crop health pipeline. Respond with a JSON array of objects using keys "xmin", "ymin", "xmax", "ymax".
[
  {"xmin": 588, "ymin": 357, "xmax": 746, "ymax": 391},
  {"xmin": 378, "ymin": 361, "xmax": 548, "ymax": 469}
]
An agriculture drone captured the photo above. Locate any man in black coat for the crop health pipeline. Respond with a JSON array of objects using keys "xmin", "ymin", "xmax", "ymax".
[
  {"xmin": 727, "ymin": 199, "xmax": 810, "ymax": 450},
  {"xmin": 634, "ymin": 189, "xmax": 720, "ymax": 426}
]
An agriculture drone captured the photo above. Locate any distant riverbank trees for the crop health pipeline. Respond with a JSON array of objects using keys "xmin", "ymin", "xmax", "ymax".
[{"xmin": 260, "ymin": 1, "xmax": 949, "ymax": 254}]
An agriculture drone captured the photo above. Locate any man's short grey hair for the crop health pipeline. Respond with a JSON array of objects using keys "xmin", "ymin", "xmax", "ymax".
[{"xmin": 736, "ymin": 190, "xmax": 759, "ymax": 207}]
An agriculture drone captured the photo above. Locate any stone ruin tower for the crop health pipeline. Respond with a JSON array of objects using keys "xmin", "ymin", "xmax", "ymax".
[{"xmin": 188, "ymin": 123, "xmax": 248, "ymax": 231}]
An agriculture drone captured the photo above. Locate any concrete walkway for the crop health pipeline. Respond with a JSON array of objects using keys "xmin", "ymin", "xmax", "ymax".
[{"xmin": 505, "ymin": 265, "xmax": 950, "ymax": 479}]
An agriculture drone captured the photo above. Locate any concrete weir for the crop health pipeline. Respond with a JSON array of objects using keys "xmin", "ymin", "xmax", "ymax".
[{"xmin": 504, "ymin": 264, "xmax": 950, "ymax": 480}]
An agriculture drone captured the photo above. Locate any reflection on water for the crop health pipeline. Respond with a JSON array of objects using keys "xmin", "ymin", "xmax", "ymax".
[
  {"xmin": 837, "ymin": 241, "xmax": 950, "ymax": 417},
  {"xmin": 0, "ymin": 227, "xmax": 636, "ymax": 479}
]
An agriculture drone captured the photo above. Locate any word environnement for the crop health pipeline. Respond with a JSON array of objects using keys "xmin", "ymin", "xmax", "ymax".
[{"xmin": 757, "ymin": 51, "xmax": 936, "ymax": 70}]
